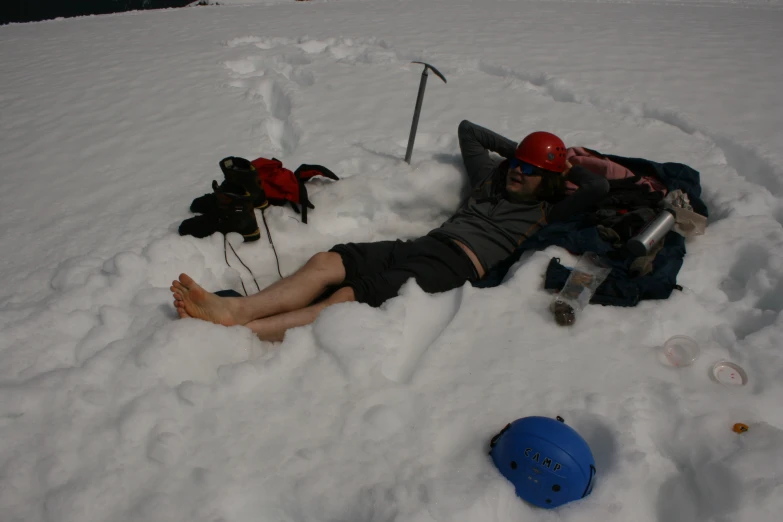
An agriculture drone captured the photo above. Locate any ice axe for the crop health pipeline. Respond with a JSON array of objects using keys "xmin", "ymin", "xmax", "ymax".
[{"xmin": 404, "ymin": 62, "xmax": 447, "ymax": 164}]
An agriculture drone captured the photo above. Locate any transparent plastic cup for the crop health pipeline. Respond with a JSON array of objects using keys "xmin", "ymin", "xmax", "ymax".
[{"xmin": 662, "ymin": 335, "xmax": 700, "ymax": 367}]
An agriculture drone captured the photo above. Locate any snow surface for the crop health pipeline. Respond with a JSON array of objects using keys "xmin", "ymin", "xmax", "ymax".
[{"xmin": 1, "ymin": 1, "xmax": 783, "ymax": 521}]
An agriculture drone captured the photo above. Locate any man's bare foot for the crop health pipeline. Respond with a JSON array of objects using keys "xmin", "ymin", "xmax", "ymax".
[{"xmin": 170, "ymin": 273, "xmax": 243, "ymax": 326}]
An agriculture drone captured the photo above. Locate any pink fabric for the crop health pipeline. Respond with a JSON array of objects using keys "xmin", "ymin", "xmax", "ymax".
[{"xmin": 564, "ymin": 147, "xmax": 667, "ymax": 195}]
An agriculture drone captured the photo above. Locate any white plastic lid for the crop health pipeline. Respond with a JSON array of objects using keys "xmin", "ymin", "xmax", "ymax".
[{"xmin": 711, "ymin": 361, "xmax": 748, "ymax": 386}]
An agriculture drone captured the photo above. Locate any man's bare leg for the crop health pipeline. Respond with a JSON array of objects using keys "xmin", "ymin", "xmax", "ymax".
[
  {"xmin": 171, "ymin": 252, "xmax": 346, "ymax": 326},
  {"xmin": 244, "ymin": 286, "xmax": 356, "ymax": 342}
]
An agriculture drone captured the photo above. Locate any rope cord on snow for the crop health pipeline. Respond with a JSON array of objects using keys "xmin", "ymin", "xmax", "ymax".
[
  {"xmin": 222, "ymin": 208, "xmax": 283, "ymax": 296},
  {"xmin": 261, "ymin": 209, "xmax": 284, "ymax": 280},
  {"xmin": 223, "ymin": 235, "xmax": 261, "ymax": 297}
]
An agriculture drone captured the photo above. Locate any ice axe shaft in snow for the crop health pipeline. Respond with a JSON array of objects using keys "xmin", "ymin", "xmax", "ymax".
[{"xmin": 404, "ymin": 62, "xmax": 447, "ymax": 164}]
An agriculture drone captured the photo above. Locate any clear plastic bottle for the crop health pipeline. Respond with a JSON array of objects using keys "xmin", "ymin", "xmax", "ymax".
[{"xmin": 550, "ymin": 252, "xmax": 612, "ymax": 326}]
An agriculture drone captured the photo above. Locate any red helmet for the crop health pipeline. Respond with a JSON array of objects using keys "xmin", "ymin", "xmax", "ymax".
[{"xmin": 515, "ymin": 131, "xmax": 567, "ymax": 173}]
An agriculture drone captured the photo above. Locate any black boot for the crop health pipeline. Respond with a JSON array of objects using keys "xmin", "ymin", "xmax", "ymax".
[
  {"xmin": 190, "ymin": 157, "xmax": 269, "ymax": 214},
  {"xmin": 179, "ymin": 181, "xmax": 261, "ymax": 242},
  {"xmin": 220, "ymin": 156, "xmax": 266, "ymax": 203},
  {"xmin": 214, "ymin": 182, "xmax": 261, "ymax": 242}
]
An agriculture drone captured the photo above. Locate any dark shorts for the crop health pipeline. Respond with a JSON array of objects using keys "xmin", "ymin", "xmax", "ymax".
[{"xmin": 329, "ymin": 235, "xmax": 478, "ymax": 307}]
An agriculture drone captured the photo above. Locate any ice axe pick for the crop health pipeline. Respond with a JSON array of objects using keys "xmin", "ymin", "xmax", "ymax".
[{"xmin": 404, "ymin": 62, "xmax": 447, "ymax": 164}]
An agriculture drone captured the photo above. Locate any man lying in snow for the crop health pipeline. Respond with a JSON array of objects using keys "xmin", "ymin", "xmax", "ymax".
[{"xmin": 171, "ymin": 120, "xmax": 609, "ymax": 341}]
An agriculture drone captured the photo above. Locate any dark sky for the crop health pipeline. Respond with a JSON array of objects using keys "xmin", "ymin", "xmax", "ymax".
[{"xmin": 2, "ymin": 1, "xmax": 195, "ymax": 25}]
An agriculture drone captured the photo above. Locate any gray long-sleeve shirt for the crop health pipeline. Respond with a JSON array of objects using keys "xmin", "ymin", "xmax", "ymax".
[{"xmin": 429, "ymin": 121, "xmax": 609, "ymax": 274}]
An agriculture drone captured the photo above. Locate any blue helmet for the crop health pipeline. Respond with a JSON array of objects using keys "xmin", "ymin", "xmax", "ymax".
[{"xmin": 489, "ymin": 416, "xmax": 596, "ymax": 509}]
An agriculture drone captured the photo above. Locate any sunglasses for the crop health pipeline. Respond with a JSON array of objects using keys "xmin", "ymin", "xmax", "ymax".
[{"xmin": 509, "ymin": 158, "xmax": 536, "ymax": 175}]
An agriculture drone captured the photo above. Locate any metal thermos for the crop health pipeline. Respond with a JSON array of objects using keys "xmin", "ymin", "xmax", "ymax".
[{"xmin": 626, "ymin": 209, "xmax": 676, "ymax": 257}]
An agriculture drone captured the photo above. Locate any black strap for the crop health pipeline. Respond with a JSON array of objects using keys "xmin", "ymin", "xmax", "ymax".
[
  {"xmin": 488, "ymin": 423, "xmax": 511, "ymax": 454},
  {"xmin": 292, "ymin": 163, "xmax": 340, "ymax": 224},
  {"xmin": 582, "ymin": 465, "xmax": 597, "ymax": 498},
  {"xmin": 300, "ymin": 181, "xmax": 309, "ymax": 224},
  {"xmin": 294, "ymin": 163, "xmax": 340, "ymax": 181}
]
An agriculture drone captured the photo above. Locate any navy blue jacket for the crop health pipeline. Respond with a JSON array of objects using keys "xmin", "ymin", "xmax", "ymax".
[{"xmin": 474, "ymin": 153, "xmax": 708, "ymax": 307}]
